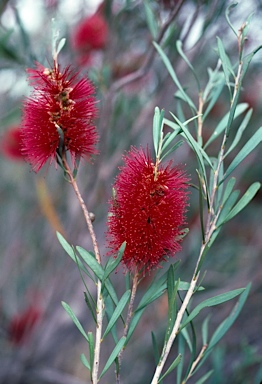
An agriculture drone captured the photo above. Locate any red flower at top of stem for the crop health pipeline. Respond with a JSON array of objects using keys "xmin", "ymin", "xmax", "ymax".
[
  {"xmin": 107, "ymin": 147, "xmax": 190, "ymax": 272},
  {"xmin": 21, "ymin": 62, "xmax": 98, "ymax": 172}
]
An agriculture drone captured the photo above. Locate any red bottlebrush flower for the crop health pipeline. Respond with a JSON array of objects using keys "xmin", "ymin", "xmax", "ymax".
[
  {"xmin": 107, "ymin": 147, "xmax": 189, "ymax": 272},
  {"xmin": 21, "ymin": 62, "xmax": 98, "ymax": 172},
  {"xmin": 72, "ymin": 13, "xmax": 108, "ymax": 53},
  {"xmin": 8, "ymin": 306, "xmax": 41, "ymax": 345},
  {"xmin": 0, "ymin": 126, "xmax": 24, "ymax": 161}
]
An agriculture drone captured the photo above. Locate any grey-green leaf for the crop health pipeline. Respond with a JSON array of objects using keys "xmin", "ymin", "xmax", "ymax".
[
  {"xmin": 99, "ymin": 336, "xmax": 126, "ymax": 379},
  {"xmin": 180, "ymin": 288, "xmax": 245, "ymax": 330},
  {"xmin": 222, "ymin": 126, "xmax": 262, "ymax": 183},
  {"xmin": 102, "ymin": 290, "xmax": 131, "ymax": 340},
  {"xmin": 223, "ymin": 182, "xmax": 260, "ymax": 223},
  {"xmin": 77, "ymin": 246, "xmax": 104, "ymax": 281},
  {"xmin": 61, "ymin": 301, "xmax": 89, "ymax": 343}
]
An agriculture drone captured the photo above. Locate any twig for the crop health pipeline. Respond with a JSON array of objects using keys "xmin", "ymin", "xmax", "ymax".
[
  {"xmin": 116, "ymin": 270, "xmax": 140, "ymax": 384},
  {"xmin": 62, "ymin": 154, "xmax": 103, "ymax": 384},
  {"xmin": 111, "ymin": 0, "xmax": 185, "ymax": 93},
  {"xmin": 182, "ymin": 344, "xmax": 208, "ymax": 383}
]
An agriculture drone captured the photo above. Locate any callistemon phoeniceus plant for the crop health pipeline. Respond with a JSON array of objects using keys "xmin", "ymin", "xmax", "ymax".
[
  {"xmin": 107, "ymin": 147, "xmax": 189, "ymax": 272},
  {"xmin": 21, "ymin": 61, "xmax": 98, "ymax": 172}
]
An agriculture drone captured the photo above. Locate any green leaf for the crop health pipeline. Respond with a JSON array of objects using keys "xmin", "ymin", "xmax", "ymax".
[
  {"xmin": 61, "ymin": 301, "xmax": 89, "ymax": 343},
  {"xmin": 153, "ymin": 107, "xmax": 164, "ymax": 157},
  {"xmin": 222, "ymin": 127, "xmax": 262, "ymax": 183},
  {"xmin": 135, "ymin": 272, "xmax": 167, "ymax": 312},
  {"xmin": 77, "ymin": 246, "xmax": 104, "ymax": 281},
  {"xmin": 153, "ymin": 42, "xmax": 197, "ymax": 112},
  {"xmin": 144, "ymin": 0, "xmax": 158, "ymax": 39},
  {"xmin": 103, "ymin": 242, "xmax": 125, "ymax": 284},
  {"xmin": 202, "ymin": 73, "xmax": 224, "ymax": 121},
  {"xmin": 216, "ymin": 190, "xmax": 240, "ymax": 227},
  {"xmin": 104, "ymin": 296, "xmax": 119, "ymax": 344},
  {"xmin": 56, "ymin": 232, "xmax": 93, "ymax": 279},
  {"xmin": 204, "ymin": 103, "xmax": 249, "ymax": 149},
  {"xmin": 209, "ymin": 284, "xmax": 250, "ymax": 350},
  {"xmin": 162, "ymin": 130, "xmax": 180, "ymax": 152},
  {"xmin": 159, "ymin": 354, "xmax": 182, "ymax": 381},
  {"xmin": 194, "ymin": 284, "xmax": 251, "ymax": 374},
  {"xmin": 180, "ymin": 288, "xmax": 245, "ymax": 330},
  {"xmin": 102, "ymin": 290, "xmax": 131, "ymax": 340},
  {"xmin": 151, "ymin": 332, "xmax": 160, "ymax": 365},
  {"xmin": 176, "ymin": 40, "xmax": 200, "ymax": 91},
  {"xmin": 224, "ymin": 108, "xmax": 253, "ymax": 157},
  {"xmin": 99, "ymin": 336, "xmax": 126, "ymax": 379},
  {"xmin": 88, "ymin": 332, "xmax": 94, "ymax": 375},
  {"xmin": 221, "ymin": 177, "xmax": 236, "ymax": 205},
  {"xmin": 57, "ymin": 37, "xmax": 66, "ymax": 55},
  {"xmin": 80, "ymin": 353, "xmax": 90, "ymax": 371},
  {"xmin": 202, "ymin": 316, "xmax": 210, "ymax": 346},
  {"xmin": 225, "ymin": 2, "xmax": 238, "ymax": 37},
  {"xmin": 160, "ymin": 140, "xmax": 184, "ymax": 162},
  {"xmin": 195, "ymin": 370, "xmax": 214, "ymax": 384},
  {"xmin": 217, "ymin": 37, "xmax": 234, "ymax": 94},
  {"xmin": 222, "ymin": 182, "xmax": 261, "ymax": 223}
]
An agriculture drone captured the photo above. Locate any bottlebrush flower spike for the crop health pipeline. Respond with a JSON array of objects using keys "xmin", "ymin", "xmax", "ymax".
[
  {"xmin": 21, "ymin": 62, "xmax": 98, "ymax": 172},
  {"xmin": 107, "ymin": 147, "xmax": 189, "ymax": 272}
]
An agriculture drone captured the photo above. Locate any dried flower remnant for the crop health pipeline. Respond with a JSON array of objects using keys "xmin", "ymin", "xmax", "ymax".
[
  {"xmin": 21, "ymin": 62, "xmax": 98, "ymax": 172},
  {"xmin": 0, "ymin": 126, "xmax": 24, "ymax": 161},
  {"xmin": 107, "ymin": 147, "xmax": 189, "ymax": 272}
]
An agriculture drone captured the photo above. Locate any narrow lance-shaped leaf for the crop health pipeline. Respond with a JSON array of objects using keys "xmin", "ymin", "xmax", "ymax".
[
  {"xmin": 103, "ymin": 242, "xmax": 126, "ymax": 284},
  {"xmin": 99, "ymin": 336, "xmax": 126, "ymax": 379},
  {"xmin": 224, "ymin": 108, "xmax": 253, "ymax": 157},
  {"xmin": 143, "ymin": 0, "xmax": 158, "ymax": 39},
  {"xmin": 56, "ymin": 232, "xmax": 93, "ymax": 280},
  {"xmin": 221, "ymin": 126, "xmax": 262, "ymax": 183},
  {"xmin": 88, "ymin": 332, "xmax": 94, "ymax": 379},
  {"xmin": 176, "ymin": 40, "xmax": 200, "ymax": 91},
  {"xmin": 77, "ymin": 246, "xmax": 104, "ymax": 281},
  {"xmin": 102, "ymin": 290, "xmax": 131, "ymax": 340},
  {"xmin": 159, "ymin": 354, "xmax": 182, "ymax": 381},
  {"xmin": 217, "ymin": 37, "xmax": 234, "ymax": 96},
  {"xmin": 153, "ymin": 42, "xmax": 197, "ymax": 112},
  {"xmin": 195, "ymin": 370, "xmax": 214, "ymax": 384},
  {"xmin": 222, "ymin": 182, "xmax": 261, "ymax": 224},
  {"xmin": 153, "ymin": 107, "xmax": 164, "ymax": 158},
  {"xmin": 61, "ymin": 301, "xmax": 89, "ymax": 343},
  {"xmin": 80, "ymin": 353, "xmax": 91, "ymax": 371},
  {"xmin": 194, "ymin": 284, "xmax": 251, "ymax": 373},
  {"xmin": 226, "ymin": 45, "xmax": 262, "ymax": 138},
  {"xmin": 180, "ymin": 288, "xmax": 245, "ymax": 330},
  {"xmin": 204, "ymin": 103, "xmax": 248, "ymax": 149}
]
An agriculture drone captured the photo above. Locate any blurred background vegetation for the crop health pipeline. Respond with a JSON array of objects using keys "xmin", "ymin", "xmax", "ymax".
[{"xmin": 0, "ymin": 0, "xmax": 261, "ymax": 383}]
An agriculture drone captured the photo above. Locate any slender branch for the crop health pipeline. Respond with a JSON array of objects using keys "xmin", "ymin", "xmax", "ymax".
[
  {"xmin": 61, "ymin": 154, "xmax": 103, "ymax": 384},
  {"xmin": 116, "ymin": 270, "xmax": 140, "ymax": 384},
  {"xmin": 111, "ymin": 0, "xmax": 185, "ymax": 93},
  {"xmin": 182, "ymin": 344, "xmax": 208, "ymax": 383}
]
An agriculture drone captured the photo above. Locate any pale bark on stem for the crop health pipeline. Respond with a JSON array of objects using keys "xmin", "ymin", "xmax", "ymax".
[{"xmin": 62, "ymin": 155, "xmax": 103, "ymax": 384}]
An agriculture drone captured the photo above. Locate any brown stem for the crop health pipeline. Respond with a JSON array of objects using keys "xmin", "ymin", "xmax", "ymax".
[
  {"xmin": 61, "ymin": 154, "xmax": 103, "ymax": 384},
  {"xmin": 62, "ymin": 154, "xmax": 101, "ymax": 264}
]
